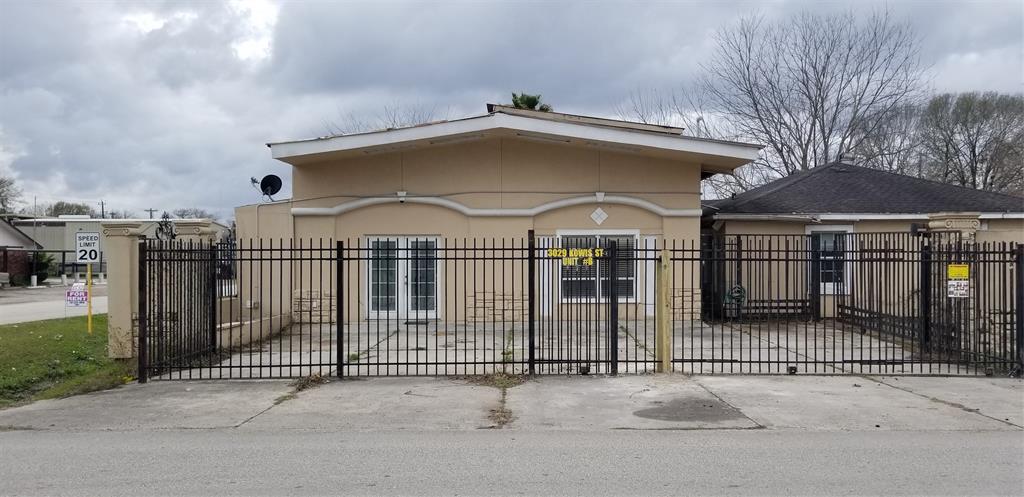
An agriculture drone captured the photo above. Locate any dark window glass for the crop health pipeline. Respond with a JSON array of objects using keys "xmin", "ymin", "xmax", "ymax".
[{"xmin": 559, "ymin": 234, "xmax": 636, "ymax": 299}]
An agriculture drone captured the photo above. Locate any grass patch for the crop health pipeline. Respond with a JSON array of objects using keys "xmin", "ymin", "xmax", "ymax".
[{"xmin": 0, "ymin": 315, "xmax": 134, "ymax": 409}]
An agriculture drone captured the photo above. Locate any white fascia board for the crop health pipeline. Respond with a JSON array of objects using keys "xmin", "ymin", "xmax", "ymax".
[
  {"xmin": 978, "ymin": 213, "xmax": 1024, "ymax": 219},
  {"xmin": 270, "ymin": 113, "xmax": 762, "ymax": 163},
  {"xmin": 491, "ymin": 114, "xmax": 762, "ymax": 161},
  {"xmin": 714, "ymin": 212, "xmax": 1024, "ymax": 221},
  {"xmin": 711, "ymin": 214, "xmax": 817, "ymax": 222},
  {"xmin": 269, "ymin": 115, "xmax": 497, "ymax": 159}
]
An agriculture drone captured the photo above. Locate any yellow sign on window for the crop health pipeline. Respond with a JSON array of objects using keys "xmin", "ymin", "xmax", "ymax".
[{"xmin": 947, "ymin": 264, "xmax": 969, "ymax": 280}]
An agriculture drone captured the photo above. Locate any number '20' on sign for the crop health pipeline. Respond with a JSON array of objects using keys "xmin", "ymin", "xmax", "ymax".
[{"xmin": 75, "ymin": 232, "xmax": 101, "ymax": 263}]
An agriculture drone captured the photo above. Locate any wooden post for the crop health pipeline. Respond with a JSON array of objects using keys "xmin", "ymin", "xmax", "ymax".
[{"xmin": 656, "ymin": 248, "xmax": 672, "ymax": 373}]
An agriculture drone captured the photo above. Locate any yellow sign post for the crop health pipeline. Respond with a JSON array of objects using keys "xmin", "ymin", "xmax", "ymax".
[
  {"xmin": 86, "ymin": 263, "xmax": 92, "ymax": 334},
  {"xmin": 75, "ymin": 232, "xmax": 101, "ymax": 335}
]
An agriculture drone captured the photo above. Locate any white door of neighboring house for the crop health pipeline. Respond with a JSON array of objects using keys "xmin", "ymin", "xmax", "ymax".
[{"xmin": 367, "ymin": 237, "xmax": 439, "ymax": 321}]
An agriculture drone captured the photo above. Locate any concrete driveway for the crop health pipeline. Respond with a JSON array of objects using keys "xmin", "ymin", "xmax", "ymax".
[
  {"xmin": 162, "ymin": 319, "xmax": 1004, "ymax": 380},
  {"xmin": 1, "ymin": 374, "xmax": 1019, "ymax": 432},
  {"xmin": 0, "ymin": 375, "xmax": 1020, "ymax": 496}
]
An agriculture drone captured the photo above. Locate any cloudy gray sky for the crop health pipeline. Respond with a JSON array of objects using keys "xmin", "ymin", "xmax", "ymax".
[{"xmin": 1, "ymin": 0, "xmax": 1021, "ymax": 219}]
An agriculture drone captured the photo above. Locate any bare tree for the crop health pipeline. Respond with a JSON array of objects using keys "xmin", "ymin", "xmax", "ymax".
[
  {"xmin": 107, "ymin": 209, "xmax": 136, "ymax": 219},
  {"xmin": 917, "ymin": 92, "xmax": 1024, "ymax": 195},
  {"xmin": 173, "ymin": 207, "xmax": 217, "ymax": 220},
  {"xmin": 45, "ymin": 201, "xmax": 97, "ymax": 217},
  {"xmin": 852, "ymin": 103, "xmax": 924, "ymax": 176},
  {"xmin": 324, "ymin": 102, "xmax": 450, "ymax": 136},
  {"xmin": 615, "ymin": 87, "xmax": 774, "ymax": 198},
  {"xmin": 0, "ymin": 176, "xmax": 20, "ymax": 213},
  {"xmin": 615, "ymin": 87, "xmax": 723, "ymax": 135},
  {"xmin": 699, "ymin": 10, "xmax": 925, "ymax": 178}
]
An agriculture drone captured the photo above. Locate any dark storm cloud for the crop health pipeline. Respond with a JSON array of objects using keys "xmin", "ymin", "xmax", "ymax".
[
  {"xmin": 0, "ymin": 1, "xmax": 287, "ymax": 215},
  {"xmin": 266, "ymin": 1, "xmax": 721, "ymax": 111},
  {"xmin": 0, "ymin": 0, "xmax": 1020, "ymax": 217},
  {"xmin": 265, "ymin": 0, "xmax": 1023, "ymax": 115}
]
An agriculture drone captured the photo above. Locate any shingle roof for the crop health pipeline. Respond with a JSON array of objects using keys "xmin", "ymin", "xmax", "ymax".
[{"xmin": 710, "ymin": 162, "xmax": 1024, "ymax": 215}]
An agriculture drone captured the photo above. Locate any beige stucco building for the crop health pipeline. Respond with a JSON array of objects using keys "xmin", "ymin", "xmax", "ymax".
[
  {"xmin": 234, "ymin": 105, "xmax": 762, "ymax": 325},
  {"xmin": 701, "ymin": 162, "xmax": 1023, "ymax": 320},
  {"xmin": 239, "ymin": 105, "xmax": 761, "ymax": 242},
  {"xmin": 703, "ymin": 161, "xmax": 1024, "ymax": 242}
]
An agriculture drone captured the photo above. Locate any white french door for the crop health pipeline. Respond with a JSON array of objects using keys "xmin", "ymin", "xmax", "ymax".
[{"xmin": 367, "ymin": 237, "xmax": 439, "ymax": 320}]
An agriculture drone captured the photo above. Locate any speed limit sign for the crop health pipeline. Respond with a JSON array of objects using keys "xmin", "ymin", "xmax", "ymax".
[{"xmin": 75, "ymin": 232, "xmax": 101, "ymax": 263}]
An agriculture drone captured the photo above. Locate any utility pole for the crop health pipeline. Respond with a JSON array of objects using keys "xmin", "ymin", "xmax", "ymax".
[
  {"xmin": 98, "ymin": 200, "xmax": 106, "ymax": 219},
  {"xmin": 144, "ymin": 208, "xmax": 158, "ymax": 219}
]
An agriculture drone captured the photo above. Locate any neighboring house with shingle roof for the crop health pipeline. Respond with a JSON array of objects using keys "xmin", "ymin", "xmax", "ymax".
[{"xmin": 703, "ymin": 161, "xmax": 1024, "ymax": 243}]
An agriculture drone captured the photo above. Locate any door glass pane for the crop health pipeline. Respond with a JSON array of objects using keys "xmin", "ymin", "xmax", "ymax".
[
  {"xmin": 370, "ymin": 240, "xmax": 397, "ymax": 311},
  {"xmin": 409, "ymin": 240, "xmax": 437, "ymax": 312}
]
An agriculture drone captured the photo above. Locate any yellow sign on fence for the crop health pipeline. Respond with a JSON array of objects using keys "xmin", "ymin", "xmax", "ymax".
[
  {"xmin": 546, "ymin": 247, "xmax": 603, "ymax": 266},
  {"xmin": 947, "ymin": 264, "xmax": 969, "ymax": 280}
]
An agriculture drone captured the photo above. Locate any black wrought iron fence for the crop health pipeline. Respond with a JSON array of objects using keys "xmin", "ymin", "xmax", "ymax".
[{"xmin": 137, "ymin": 232, "xmax": 1022, "ymax": 381}]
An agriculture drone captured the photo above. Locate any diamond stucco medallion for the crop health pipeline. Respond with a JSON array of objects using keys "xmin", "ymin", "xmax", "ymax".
[{"xmin": 590, "ymin": 207, "xmax": 608, "ymax": 225}]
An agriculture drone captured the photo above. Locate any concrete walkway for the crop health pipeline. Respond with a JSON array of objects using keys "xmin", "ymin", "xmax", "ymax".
[
  {"xmin": 2, "ymin": 375, "xmax": 1021, "ymax": 496},
  {"xmin": 1, "ymin": 374, "xmax": 1020, "ymax": 432}
]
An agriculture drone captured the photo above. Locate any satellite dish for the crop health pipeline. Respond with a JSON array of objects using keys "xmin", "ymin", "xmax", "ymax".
[{"xmin": 258, "ymin": 174, "xmax": 282, "ymax": 199}]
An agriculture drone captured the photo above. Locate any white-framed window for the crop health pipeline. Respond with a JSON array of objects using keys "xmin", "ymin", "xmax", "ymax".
[
  {"xmin": 806, "ymin": 225, "xmax": 853, "ymax": 295},
  {"xmin": 556, "ymin": 230, "xmax": 638, "ymax": 302},
  {"xmin": 366, "ymin": 236, "xmax": 440, "ymax": 319}
]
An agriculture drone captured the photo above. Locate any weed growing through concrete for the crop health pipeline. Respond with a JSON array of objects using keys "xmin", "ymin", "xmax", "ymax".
[
  {"xmin": 461, "ymin": 373, "xmax": 528, "ymax": 428},
  {"xmin": 500, "ymin": 334, "xmax": 516, "ymax": 365},
  {"xmin": 619, "ymin": 325, "xmax": 654, "ymax": 359},
  {"xmin": 272, "ymin": 373, "xmax": 329, "ymax": 406},
  {"xmin": 291, "ymin": 372, "xmax": 328, "ymax": 392},
  {"xmin": 489, "ymin": 394, "xmax": 514, "ymax": 428},
  {"xmin": 464, "ymin": 372, "xmax": 527, "ymax": 389},
  {"xmin": 273, "ymin": 393, "xmax": 296, "ymax": 405}
]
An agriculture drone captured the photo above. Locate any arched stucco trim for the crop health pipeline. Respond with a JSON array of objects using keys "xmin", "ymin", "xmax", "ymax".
[{"xmin": 291, "ymin": 192, "xmax": 701, "ymax": 218}]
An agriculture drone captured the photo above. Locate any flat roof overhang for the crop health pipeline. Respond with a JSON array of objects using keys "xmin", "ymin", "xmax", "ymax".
[{"xmin": 268, "ymin": 113, "xmax": 762, "ymax": 176}]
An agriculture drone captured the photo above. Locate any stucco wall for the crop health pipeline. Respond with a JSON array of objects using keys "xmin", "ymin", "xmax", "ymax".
[
  {"xmin": 239, "ymin": 138, "xmax": 704, "ymax": 241},
  {"xmin": 977, "ymin": 219, "xmax": 1024, "ymax": 244},
  {"xmin": 715, "ymin": 217, "xmax": 1020, "ymax": 321},
  {"xmin": 720, "ymin": 218, "xmax": 1022, "ymax": 242},
  {"xmin": 236, "ymin": 137, "xmax": 705, "ymax": 324}
]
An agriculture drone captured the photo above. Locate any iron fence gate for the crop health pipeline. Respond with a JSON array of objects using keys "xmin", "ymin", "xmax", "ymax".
[
  {"xmin": 138, "ymin": 240, "xmax": 217, "ymax": 379},
  {"xmin": 137, "ymin": 233, "xmax": 1022, "ymax": 381}
]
